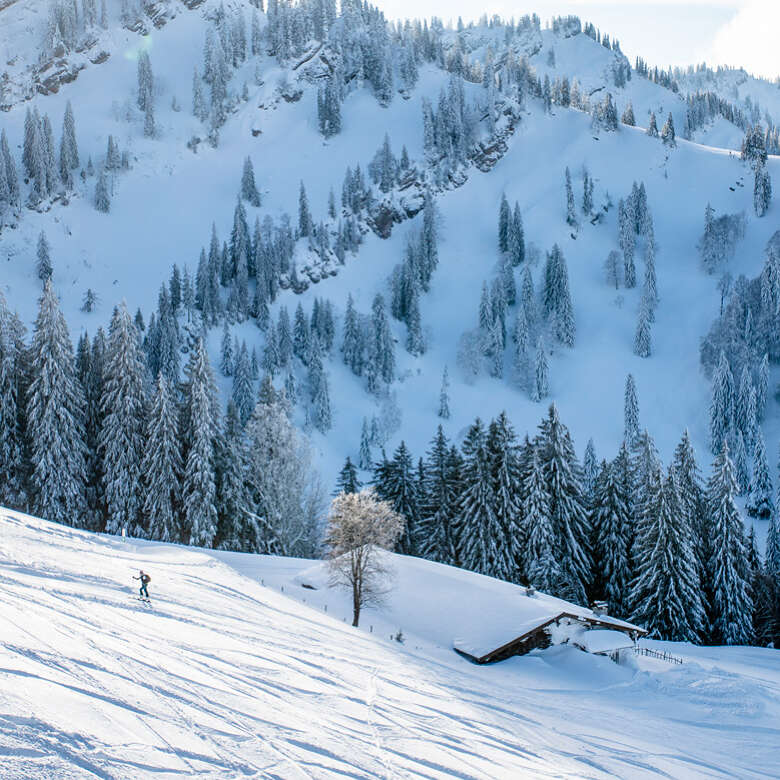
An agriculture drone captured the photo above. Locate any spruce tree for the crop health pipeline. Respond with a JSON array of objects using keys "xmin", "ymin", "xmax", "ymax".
[
  {"xmin": 537, "ymin": 404, "xmax": 591, "ymax": 604},
  {"xmin": 619, "ymin": 199, "xmax": 637, "ymax": 288},
  {"xmin": 707, "ymin": 442, "xmax": 753, "ymax": 645},
  {"xmin": 241, "ymin": 156, "xmax": 261, "ymax": 207},
  {"xmin": 358, "ymin": 417, "xmax": 372, "ymax": 470},
  {"xmin": 629, "ymin": 465, "xmax": 704, "ymax": 640},
  {"xmin": 757, "ymin": 353, "xmax": 769, "ymax": 421},
  {"xmin": 754, "ymin": 164, "xmax": 772, "ymax": 218},
  {"xmin": 59, "ymin": 100, "xmax": 79, "ymax": 187},
  {"xmin": 746, "ymin": 431, "xmax": 773, "ymax": 519},
  {"xmin": 733, "ymin": 429, "xmax": 750, "ymax": 496},
  {"xmin": 298, "ymin": 181, "xmax": 312, "ymax": 238},
  {"xmin": 592, "ymin": 458, "xmax": 632, "ymax": 616},
  {"xmin": 375, "ymin": 441, "xmax": 420, "ymax": 555},
  {"xmin": 624, "ymin": 374, "xmax": 640, "ymax": 446},
  {"xmin": 531, "ymin": 337, "xmax": 548, "ymax": 402},
  {"xmin": 231, "ymin": 342, "xmax": 254, "ymax": 426},
  {"xmin": 419, "ymin": 426, "xmax": 458, "ymax": 564},
  {"xmin": 565, "ymin": 166, "xmax": 576, "ymax": 226},
  {"xmin": 343, "ymin": 296, "xmax": 364, "ymax": 377},
  {"xmin": 0, "ymin": 295, "xmax": 27, "ymax": 510},
  {"xmin": 498, "ymin": 193, "xmax": 510, "ymax": 253},
  {"xmin": 142, "ymin": 374, "xmax": 181, "ymax": 542},
  {"xmin": 709, "ymin": 351, "xmax": 734, "ymax": 454},
  {"xmin": 99, "ymin": 304, "xmax": 147, "ymax": 536},
  {"xmin": 26, "ymin": 281, "xmax": 87, "ymax": 526},
  {"xmin": 661, "ymin": 112, "xmax": 676, "ymax": 147},
  {"xmin": 582, "ymin": 438, "xmax": 598, "ymax": 507},
  {"xmin": 181, "ymin": 338, "xmax": 220, "ymax": 547},
  {"xmin": 736, "ymin": 365, "xmax": 757, "ymax": 449},
  {"xmin": 487, "ymin": 413, "xmax": 524, "ymax": 582},
  {"xmin": 633, "ymin": 298, "xmax": 652, "ymax": 358},
  {"xmin": 522, "ymin": 446, "xmax": 559, "ymax": 593},
  {"xmin": 672, "ymin": 429, "xmax": 710, "ymax": 611},
  {"xmin": 220, "ymin": 321, "xmax": 234, "ymax": 376},
  {"xmin": 36, "ymin": 230, "xmax": 52, "ymax": 283},
  {"xmin": 457, "ymin": 419, "xmax": 503, "ymax": 577},
  {"xmin": 647, "ymin": 112, "xmax": 658, "ymax": 137},
  {"xmin": 216, "ymin": 401, "xmax": 257, "ymax": 553},
  {"xmin": 509, "ymin": 203, "xmax": 525, "ymax": 267},
  {"xmin": 336, "ymin": 456, "xmax": 361, "ymax": 495},
  {"xmin": 94, "ymin": 168, "xmax": 110, "ymax": 212}
]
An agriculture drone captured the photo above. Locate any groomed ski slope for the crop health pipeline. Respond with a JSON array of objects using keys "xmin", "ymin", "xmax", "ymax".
[{"xmin": 1, "ymin": 509, "xmax": 778, "ymax": 779}]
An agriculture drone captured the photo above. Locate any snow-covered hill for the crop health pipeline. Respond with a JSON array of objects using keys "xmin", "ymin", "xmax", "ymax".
[
  {"xmin": 0, "ymin": 0, "xmax": 777, "ymax": 498},
  {"xmin": 2, "ymin": 508, "xmax": 778, "ymax": 778}
]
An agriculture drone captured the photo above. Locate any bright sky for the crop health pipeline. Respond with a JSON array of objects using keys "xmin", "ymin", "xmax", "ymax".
[{"xmin": 380, "ymin": 1, "xmax": 780, "ymax": 80}]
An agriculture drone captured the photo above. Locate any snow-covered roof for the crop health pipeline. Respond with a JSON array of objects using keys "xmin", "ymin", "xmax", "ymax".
[
  {"xmin": 571, "ymin": 629, "xmax": 637, "ymax": 654},
  {"xmin": 452, "ymin": 590, "xmax": 644, "ymax": 663}
]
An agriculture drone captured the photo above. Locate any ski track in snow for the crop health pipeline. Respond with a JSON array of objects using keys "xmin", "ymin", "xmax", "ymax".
[{"xmin": 1, "ymin": 510, "xmax": 779, "ymax": 779}]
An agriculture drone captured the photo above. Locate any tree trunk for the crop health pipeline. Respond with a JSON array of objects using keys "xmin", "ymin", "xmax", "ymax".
[{"xmin": 352, "ymin": 588, "xmax": 360, "ymax": 627}]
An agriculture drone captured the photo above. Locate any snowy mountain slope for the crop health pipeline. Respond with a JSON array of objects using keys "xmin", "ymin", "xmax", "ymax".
[
  {"xmin": 2, "ymin": 508, "xmax": 779, "ymax": 779},
  {"xmin": 0, "ymin": 1, "xmax": 778, "ymax": 522}
]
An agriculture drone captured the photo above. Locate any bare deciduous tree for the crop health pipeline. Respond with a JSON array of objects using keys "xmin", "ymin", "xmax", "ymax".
[{"xmin": 325, "ymin": 489, "xmax": 403, "ymax": 627}]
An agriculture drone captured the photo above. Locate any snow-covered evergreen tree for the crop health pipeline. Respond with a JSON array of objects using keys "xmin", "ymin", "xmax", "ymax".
[
  {"xmin": 456, "ymin": 419, "xmax": 505, "ymax": 577},
  {"xmin": 374, "ymin": 440, "xmax": 420, "ymax": 556},
  {"xmin": 746, "ymin": 431, "xmax": 773, "ymax": 519},
  {"xmin": 298, "ymin": 180, "xmax": 312, "ymax": 238},
  {"xmin": 735, "ymin": 365, "xmax": 756, "ymax": 448},
  {"xmin": 336, "ymin": 457, "xmax": 362, "ymax": 495},
  {"xmin": 231, "ymin": 342, "xmax": 254, "ymax": 426},
  {"xmin": 487, "ymin": 412, "xmax": 524, "ymax": 582},
  {"xmin": 522, "ymin": 446, "xmax": 559, "ymax": 593},
  {"xmin": 618, "ymin": 198, "xmax": 637, "ymax": 288},
  {"xmin": 26, "ymin": 281, "xmax": 87, "ymax": 526},
  {"xmin": 94, "ymin": 168, "xmax": 110, "ymax": 212},
  {"xmin": 757, "ymin": 353, "xmax": 769, "ymax": 421},
  {"xmin": 707, "ymin": 442, "xmax": 754, "ymax": 645},
  {"xmin": 142, "ymin": 374, "xmax": 181, "ymax": 542},
  {"xmin": 733, "ymin": 429, "xmax": 750, "ymax": 496},
  {"xmin": 498, "ymin": 193, "xmax": 510, "ymax": 253},
  {"xmin": 99, "ymin": 303, "xmax": 147, "ymax": 536},
  {"xmin": 220, "ymin": 321, "xmax": 234, "ymax": 376},
  {"xmin": 592, "ymin": 457, "xmax": 632, "ymax": 616},
  {"xmin": 240, "ymin": 156, "xmax": 261, "ymax": 207},
  {"xmin": 661, "ymin": 112, "xmax": 676, "ymax": 147},
  {"xmin": 582, "ymin": 438, "xmax": 598, "ymax": 507},
  {"xmin": 36, "ymin": 231, "xmax": 52, "ymax": 283},
  {"xmin": 710, "ymin": 351, "xmax": 734, "ymax": 454},
  {"xmin": 564, "ymin": 166, "xmax": 577, "ymax": 226},
  {"xmin": 633, "ymin": 298, "xmax": 652, "ymax": 358},
  {"xmin": 359, "ymin": 417, "xmax": 372, "ymax": 471},
  {"xmin": 672, "ymin": 429, "xmax": 710, "ymax": 613},
  {"xmin": 137, "ymin": 50, "xmax": 154, "ymax": 113},
  {"xmin": 753, "ymin": 163, "xmax": 772, "ymax": 218},
  {"xmin": 629, "ymin": 465, "xmax": 705, "ymax": 640},
  {"xmin": 624, "ymin": 374, "xmax": 640, "ymax": 446},
  {"xmin": 509, "ymin": 203, "xmax": 525, "ymax": 267},
  {"xmin": 537, "ymin": 404, "xmax": 591, "ymax": 603},
  {"xmin": 418, "ymin": 425, "xmax": 458, "ymax": 564},
  {"xmin": 0, "ymin": 294, "xmax": 27, "ymax": 510},
  {"xmin": 531, "ymin": 337, "xmax": 548, "ymax": 402},
  {"xmin": 58, "ymin": 100, "xmax": 79, "ymax": 187},
  {"xmin": 181, "ymin": 338, "xmax": 220, "ymax": 547}
]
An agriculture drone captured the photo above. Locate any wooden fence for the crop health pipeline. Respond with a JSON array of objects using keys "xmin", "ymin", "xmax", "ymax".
[{"xmin": 635, "ymin": 646, "xmax": 684, "ymax": 665}]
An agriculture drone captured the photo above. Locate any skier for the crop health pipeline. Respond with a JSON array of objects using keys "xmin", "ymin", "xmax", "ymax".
[{"xmin": 133, "ymin": 570, "xmax": 151, "ymax": 600}]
